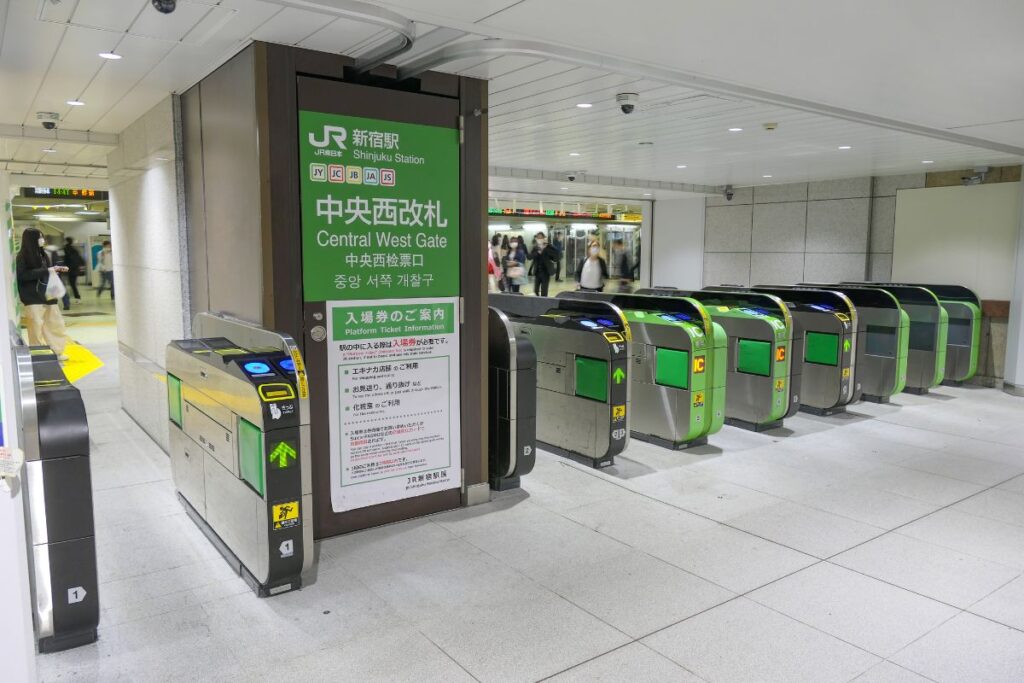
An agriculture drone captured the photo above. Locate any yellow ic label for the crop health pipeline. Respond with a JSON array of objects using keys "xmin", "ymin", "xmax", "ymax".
[
  {"xmin": 693, "ymin": 356, "xmax": 706, "ymax": 374},
  {"xmin": 602, "ymin": 332, "xmax": 625, "ymax": 344},
  {"xmin": 842, "ymin": 367, "xmax": 851, "ymax": 379},
  {"xmin": 259, "ymin": 383, "xmax": 296, "ymax": 403}
]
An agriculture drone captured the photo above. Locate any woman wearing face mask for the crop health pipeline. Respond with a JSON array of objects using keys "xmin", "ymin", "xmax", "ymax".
[
  {"xmin": 504, "ymin": 237, "xmax": 528, "ymax": 293},
  {"xmin": 527, "ymin": 231, "xmax": 559, "ymax": 297},
  {"xmin": 575, "ymin": 240, "xmax": 609, "ymax": 292},
  {"xmin": 16, "ymin": 227, "xmax": 71, "ymax": 361}
]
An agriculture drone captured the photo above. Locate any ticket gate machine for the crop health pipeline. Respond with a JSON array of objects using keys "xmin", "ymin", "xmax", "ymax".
[
  {"xmin": 13, "ymin": 332, "xmax": 98, "ymax": 652},
  {"xmin": 166, "ymin": 314, "xmax": 313, "ymax": 597},
  {"xmin": 843, "ymin": 284, "xmax": 947, "ymax": 394},
  {"xmin": 488, "ymin": 307, "xmax": 537, "ymax": 490},
  {"xmin": 559, "ymin": 291, "xmax": 726, "ymax": 448},
  {"xmin": 715, "ymin": 286, "xmax": 860, "ymax": 415},
  {"xmin": 802, "ymin": 284, "xmax": 908, "ymax": 402},
  {"xmin": 639, "ymin": 288, "xmax": 795, "ymax": 431},
  {"xmin": 488, "ymin": 294, "xmax": 630, "ymax": 468},
  {"xmin": 889, "ymin": 285, "xmax": 980, "ymax": 385}
]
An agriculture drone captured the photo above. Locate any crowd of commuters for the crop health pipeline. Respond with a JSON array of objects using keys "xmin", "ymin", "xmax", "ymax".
[{"xmin": 487, "ymin": 231, "xmax": 634, "ymax": 295}]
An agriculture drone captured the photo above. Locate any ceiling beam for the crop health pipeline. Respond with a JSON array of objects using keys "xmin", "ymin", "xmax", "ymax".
[
  {"xmin": 0, "ymin": 124, "xmax": 118, "ymax": 147},
  {"xmin": 490, "ymin": 165, "xmax": 718, "ymax": 195},
  {"xmin": 9, "ymin": 174, "xmax": 108, "ymax": 190},
  {"xmin": 403, "ymin": 39, "xmax": 1024, "ymax": 158}
]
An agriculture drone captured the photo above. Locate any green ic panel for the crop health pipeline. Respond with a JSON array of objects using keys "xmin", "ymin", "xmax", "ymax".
[
  {"xmin": 238, "ymin": 418, "xmax": 265, "ymax": 497},
  {"xmin": 805, "ymin": 332, "xmax": 840, "ymax": 366},
  {"xmin": 167, "ymin": 374, "xmax": 183, "ymax": 427},
  {"xmin": 655, "ymin": 348, "xmax": 690, "ymax": 389},
  {"xmin": 575, "ymin": 356, "xmax": 609, "ymax": 402},
  {"xmin": 737, "ymin": 339, "xmax": 772, "ymax": 376}
]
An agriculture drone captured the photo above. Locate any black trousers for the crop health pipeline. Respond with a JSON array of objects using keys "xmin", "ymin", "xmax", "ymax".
[
  {"xmin": 67, "ymin": 274, "xmax": 81, "ymax": 299},
  {"xmin": 534, "ymin": 275, "xmax": 550, "ymax": 297}
]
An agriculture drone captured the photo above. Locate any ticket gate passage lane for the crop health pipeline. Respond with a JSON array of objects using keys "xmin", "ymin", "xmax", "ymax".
[
  {"xmin": 166, "ymin": 314, "xmax": 313, "ymax": 597},
  {"xmin": 886, "ymin": 284, "xmax": 981, "ymax": 385},
  {"xmin": 716, "ymin": 286, "xmax": 860, "ymax": 415},
  {"xmin": 488, "ymin": 307, "xmax": 537, "ymax": 490},
  {"xmin": 801, "ymin": 283, "xmax": 909, "ymax": 403},
  {"xmin": 638, "ymin": 288, "xmax": 794, "ymax": 431},
  {"xmin": 842, "ymin": 283, "xmax": 947, "ymax": 394},
  {"xmin": 488, "ymin": 294, "xmax": 630, "ymax": 468},
  {"xmin": 558, "ymin": 291, "xmax": 726, "ymax": 449},
  {"xmin": 13, "ymin": 328, "xmax": 99, "ymax": 653}
]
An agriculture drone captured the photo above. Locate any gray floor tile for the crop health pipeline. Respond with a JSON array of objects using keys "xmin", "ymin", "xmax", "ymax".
[
  {"xmin": 891, "ymin": 612, "xmax": 1024, "ymax": 683},
  {"xmin": 832, "ymin": 532, "xmax": 1020, "ymax": 608},
  {"xmin": 630, "ymin": 470, "xmax": 788, "ymax": 522},
  {"xmin": 899, "ymin": 508, "xmax": 1024, "ymax": 569},
  {"xmin": 854, "ymin": 464, "xmax": 985, "ymax": 506},
  {"xmin": 543, "ymin": 549, "xmax": 735, "ymax": 638},
  {"xmin": 689, "ymin": 456, "xmax": 839, "ymax": 498},
  {"xmin": 642, "ymin": 597, "xmax": 879, "ymax": 683},
  {"xmin": 749, "ymin": 563, "xmax": 957, "ymax": 656},
  {"xmin": 728, "ymin": 499, "xmax": 884, "ymax": 558},
  {"xmin": 419, "ymin": 588, "xmax": 631, "ymax": 682},
  {"xmin": 998, "ymin": 474, "xmax": 1024, "ymax": 494},
  {"xmin": 970, "ymin": 575, "xmax": 1024, "ymax": 630},
  {"xmin": 897, "ymin": 451, "xmax": 1024, "ymax": 486},
  {"xmin": 520, "ymin": 453, "xmax": 636, "ymax": 513},
  {"xmin": 564, "ymin": 493, "xmax": 718, "ymax": 548},
  {"xmin": 953, "ymin": 488, "xmax": 1024, "ymax": 528},
  {"xmin": 548, "ymin": 642, "xmax": 704, "ymax": 682},
  {"xmin": 852, "ymin": 661, "xmax": 933, "ymax": 682},
  {"xmin": 792, "ymin": 482, "xmax": 939, "ymax": 530}
]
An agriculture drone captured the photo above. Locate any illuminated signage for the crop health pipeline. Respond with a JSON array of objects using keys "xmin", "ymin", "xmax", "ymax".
[
  {"xmin": 22, "ymin": 187, "xmax": 108, "ymax": 200},
  {"xmin": 486, "ymin": 207, "xmax": 640, "ymax": 222}
]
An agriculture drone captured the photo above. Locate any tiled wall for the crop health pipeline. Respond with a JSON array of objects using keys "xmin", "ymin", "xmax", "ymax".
[
  {"xmin": 702, "ymin": 173, "xmax": 926, "ymax": 286},
  {"xmin": 107, "ymin": 97, "xmax": 187, "ymax": 452}
]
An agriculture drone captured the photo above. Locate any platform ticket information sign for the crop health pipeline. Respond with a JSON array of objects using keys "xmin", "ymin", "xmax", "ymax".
[{"xmin": 326, "ymin": 298, "xmax": 461, "ymax": 512}]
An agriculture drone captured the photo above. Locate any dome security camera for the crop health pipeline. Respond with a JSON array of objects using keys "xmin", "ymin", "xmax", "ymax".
[
  {"xmin": 616, "ymin": 92, "xmax": 639, "ymax": 115},
  {"xmin": 151, "ymin": 0, "xmax": 177, "ymax": 13}
]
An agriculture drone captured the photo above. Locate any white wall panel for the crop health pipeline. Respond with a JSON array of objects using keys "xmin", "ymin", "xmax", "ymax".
[
  {"xmin": 651, "ymin": 197, "xmax": 704, "ymax": 289},
  {"xmin": 893, "ymin": 183, "xmax": 1022, "ymax": 300}
]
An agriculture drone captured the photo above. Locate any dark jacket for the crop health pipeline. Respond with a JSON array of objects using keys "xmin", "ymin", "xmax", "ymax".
[
  {"xmin": 63, "ymin": 244, "xmax": 84, "ymax": 271},
  {"xmin": 17, "ymin": 249, "xmax": 56, "ymax": 306},
  {"xmin": 528, "ymin": 243, "xmax": 559, "ymax": 279},
  {"xmin": 575, "ymin": 256, "xmax": 609, "ymax": 285}
]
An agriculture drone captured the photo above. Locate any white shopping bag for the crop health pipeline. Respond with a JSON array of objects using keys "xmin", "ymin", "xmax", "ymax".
[{"xmin": 45, "ymin": 269, "xmax": 66, "ymax": 301}]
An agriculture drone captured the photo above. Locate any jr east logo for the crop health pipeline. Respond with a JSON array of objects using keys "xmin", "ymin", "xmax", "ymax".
[{"xmin": 308, "ymin": 125, "xmax": 347, "ymax": 158}]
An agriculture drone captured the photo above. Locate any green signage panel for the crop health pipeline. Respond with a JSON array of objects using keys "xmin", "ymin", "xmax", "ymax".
[
  {"xmin": 737, "ymin": 339, "xmax": 772, "ymax": 376},
  {"xmin": 805, "ymin": 331, "xmax": 840, "ymax": 366},
  {"xmin": 575, "ymin": 356, "xmax": 609, "ymax": 402},
  {"xmin": 655, "ymin": 347, "xmax": 690, "ymax": 389},
  {"xmin": 298, "ymin": 111, "xmax": 460, "ymax": 301}
]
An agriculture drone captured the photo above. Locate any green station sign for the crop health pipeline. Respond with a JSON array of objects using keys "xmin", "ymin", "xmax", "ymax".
[{"xmin": 298, "ymin": 110, "xmax": 461, "ymax": 301}]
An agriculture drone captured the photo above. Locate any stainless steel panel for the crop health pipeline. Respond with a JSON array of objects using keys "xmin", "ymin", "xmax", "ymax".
[
  {"xmin": 168, "ymin": 345, "xmax": 265, "ymax": 430},
  {"xmin": 169, "ymin": 427, "xmax": 207, "ymax": 517},
  {"xmin": 12, "ymin": 331, "xmax": 39, "ymax": 461},
  {"xmin": 182, "ymin": 401, "xmax": 236, "ymax": 477},
  {"xmin": 25, "ymin": 460, "xmax": 49, "ymax": 546},
  {"xmin": 203, "ymin": 454, "xmax": 262, "ymax": 581},
  {"xmin": 198, "ymin": 45, "xmax": 264, "ymax": 325},
  {"xmin": 301, "ymin": 492, "xmax": 314, "ymax": 575},
  {"xmin": 32, "ymin": 544, "xmax": 54, "ymax": 638}
]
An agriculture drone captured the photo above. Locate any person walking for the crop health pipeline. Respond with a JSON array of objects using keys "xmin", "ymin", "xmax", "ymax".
[
  {"xmin": 16, "ymin": 228, "xmax": 71, "ymax": 361},
  {"xmin": 552, "ymin": 234, "xmax": 564, "ymax": 282},
  {"xmin": 490, "ymin": 234, "xmax": 506, "ymax": 291},
  {"xmin": 62, "ymin": 237, "xmax": 84, "ymax": 302},
  {"xmin": 96, "ymin": 240, "xmax": 114, "ymax": 300},
  {"xmin": 611, "ymin": 239, "xmax": 633, "ymax": 293},
  {"xmin": 504, "ymin": 237, "xmax": 528, "ymax": 293},
  {"xmin": 527, "ymin": 231, "xmax": 559, "ymax": 297},
  {"xmin": 575, "ymin": 240, "xmax": 609, "ymax": 292}
]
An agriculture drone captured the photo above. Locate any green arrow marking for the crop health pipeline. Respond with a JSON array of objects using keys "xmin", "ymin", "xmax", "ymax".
[
  {"xmin": 269, "ymin": 442, "xmax": 297, "ymax": 469},
  {"xmin": 613, "ymin": 368, "xmax": 626, "ymax": 385},
  {"xmin": 843, "ymin": 339, "xmax": 851, "ymax": 353}
]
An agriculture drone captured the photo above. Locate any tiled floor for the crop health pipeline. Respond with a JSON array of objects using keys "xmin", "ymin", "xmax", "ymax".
[{"xmin": 36, "ymin": 334, "xmax": 1024, "ymax": 682}]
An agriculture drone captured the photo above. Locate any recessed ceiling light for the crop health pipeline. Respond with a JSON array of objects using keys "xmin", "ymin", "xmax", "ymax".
[
  {"xmin": 921, "ymin": 160, "xmax": 934, "ymax": 164},
  {"xmin": 575, "ymin": 103, "xmax": 592, "ymax": 109},
  {"xmin": 560, "ymin": 187, "xmax": 569, "ymax": 190},
  {"xmin": 41, "ymin": 148, "xmax": 56, "ymax": 153},
  {"xmin": 569, "ymin": 152, "xmax": 581, "ymax": 157},
  {"xmin": 762, "ymin": 174, "xmax": 773, "ymax": 178},
  {"xmin": 98, "ymin": 52, "xmax": 122, "ymax": 60},
  {"xmin": 643, "ymin": 193, "xmax": 652, "ymax": 196},
  {"xmin": 676, "ymin": 164, "xmax": 687, "ymax": 169},
  {"xmin": 66, "ymin": 100, "xmax": 85, "ymax": 107},
  {"xmin": 837, "ymin": 145, "xmax": 852, "ymax": 150},
  {"xmin": 728, "ymin": 127, "xmax": 743, "ymax": 132}
]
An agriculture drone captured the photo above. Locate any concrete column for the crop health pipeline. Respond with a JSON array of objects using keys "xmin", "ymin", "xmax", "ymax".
[
  {"xmin": 0, "ymin": 172, "xmax": 38, "ymax": 680},
  {"xmin": 1004, "ymin": 178, "xmax": 1024, "ymax": 396}
]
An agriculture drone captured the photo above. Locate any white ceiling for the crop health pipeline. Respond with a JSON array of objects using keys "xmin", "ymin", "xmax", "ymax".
[{"xmin": 0, "ymin": 0, "xmax": 1021, "ymax": 187}]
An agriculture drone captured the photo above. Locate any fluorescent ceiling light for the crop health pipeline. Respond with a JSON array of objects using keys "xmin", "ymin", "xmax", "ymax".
[
  {"xmin": 676, "ymin": 164, "xmax": 687, "ymax": 169},
  {"xmin": 921, "ymin": 160, "xmax": 934, "ymax": 164},
  {"xmin": 837, "ymin": 145, "xmax": 852, "ymax": 150},
  {"xmin": 560, "ymin": 187, "xmax": 569, "ymax": 190},
  {"xmin": 643, "ymin": 193, "xmax": 652, "ymax": 196},
  {"xmin": 98, "ymin": 52, "xmax": 122, "ymax": 60},
  {"xmin": 66, "ymin": 100, "xmax": 85, "ymax": 106},
  {"xmin": 575, "ymin": 103, "xmax": 592, "ymax": 109},
  {"xmin": 568, "ymin": 152, "xmax": 581, "ymax": 157},
  {"xmin": 728, "ymin": 127, "xmax": 743, "ymax": 132},
  {"xmin": 41, "ymin": 148, "xmax": 56, "ymax": 153},
  {"xmin": 762, "ymin": 174, "xmax": 773, "ymax": 178}
]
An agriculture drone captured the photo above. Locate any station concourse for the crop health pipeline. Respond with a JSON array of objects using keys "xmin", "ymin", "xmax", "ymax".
[{"xmin": 2, "ymin": 2, "xmax": 1024, "ymax": 682}]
